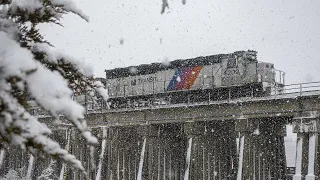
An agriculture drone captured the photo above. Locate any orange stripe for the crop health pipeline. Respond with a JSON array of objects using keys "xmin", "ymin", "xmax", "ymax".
[{"xmin": 183, "ymin": 66, "xmax": 203, "ymax": 89}]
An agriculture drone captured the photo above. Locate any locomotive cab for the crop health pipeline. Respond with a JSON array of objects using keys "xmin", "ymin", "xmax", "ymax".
[
  {"xmin": 258, "ymin": 62, "xmax": 285, "ymax": 95},
  {"xmin": 257, "ymin": 62, "xmax": 275, "ymax": 94}
]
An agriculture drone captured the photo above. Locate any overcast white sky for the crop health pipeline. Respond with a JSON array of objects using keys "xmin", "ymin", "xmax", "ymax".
[{"xmin": 40, "ymin": 0, "xmax": 320, "ymax": 84}]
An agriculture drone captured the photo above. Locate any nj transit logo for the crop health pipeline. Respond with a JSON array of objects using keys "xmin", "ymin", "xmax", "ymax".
[{"xmin": 167, "ymin": 66, "xmax": 203, "ymax": 91}]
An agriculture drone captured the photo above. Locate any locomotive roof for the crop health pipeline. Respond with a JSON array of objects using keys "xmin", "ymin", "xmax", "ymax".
[{"xmin": 105, "ymin": 50, "xmax": 256, "ymax": 79}]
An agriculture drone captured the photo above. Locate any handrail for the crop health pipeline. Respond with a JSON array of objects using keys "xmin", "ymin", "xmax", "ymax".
[
  {"xmin": 282, "ymin": 81, "xmax": 320, "ymax": 87},
  {"xmin": 27, "ymin": 81, "xmax": 320, "ymax": 115}
]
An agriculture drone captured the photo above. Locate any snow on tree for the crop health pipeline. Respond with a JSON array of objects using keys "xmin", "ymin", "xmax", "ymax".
[{"xmin": 0, "ymin": 0, "xmax": 108, "ymax": 176}]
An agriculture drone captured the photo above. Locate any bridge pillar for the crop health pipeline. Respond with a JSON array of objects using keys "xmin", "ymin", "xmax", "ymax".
[
  {"xmin": 235, "ymin": 118, "xmax": 260, "ymax": 180},
  {"xmin": 184, "ymin": 121, "xmax": 237, "ymax": 180},
  {"xmin": 139, "ymin": 124, "xmax": 186, "ymax": 180},
  {"xmin": 99, "ymin": 124, "xmax": 186, "ymax": 180},
  {"xmin": 183, "ymin": 121, "xmax": 205, "ymax": 180},
  {"xmin": 136, "ymin": 125, "xmax": 158, "ymax": 180},
  {"xmin": 293, "ymin": 113, "xmax": 320, "ymax": 180},
  {"xmin": 235, "ymin": 117, "xmax": 287, "ymax": 180},
  {"xmin": 101, "ymin": 127, "xmax": 140, "ymax": 180}
]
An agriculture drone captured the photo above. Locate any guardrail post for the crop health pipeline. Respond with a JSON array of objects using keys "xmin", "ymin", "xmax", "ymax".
[
  {"xmin": 228, "ymin": 89, "xmax": 231, "ymax": 102},
  {"xmin": 300, "ymin": 83, "xmax": 303, "ymax": 97}
]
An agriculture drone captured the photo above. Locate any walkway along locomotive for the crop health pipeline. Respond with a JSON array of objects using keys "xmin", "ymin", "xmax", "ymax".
[{"xmin": 104, "ymin": 50, "xmax": 285, "ymax": 109}]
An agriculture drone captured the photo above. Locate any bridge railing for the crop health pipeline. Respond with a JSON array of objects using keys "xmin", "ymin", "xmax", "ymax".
[
  {"xmin": 270, "ymin": 81, "xmax": 320, "ymax": 97},
  {"xmin": 27, "ymin": 81, "xmax": 320, "ymax": 115}
]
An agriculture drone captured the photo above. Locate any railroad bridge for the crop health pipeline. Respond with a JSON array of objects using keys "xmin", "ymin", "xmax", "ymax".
[{"xmin": 1, "ymin": 82, "xmax": 320, "ymax": 180}]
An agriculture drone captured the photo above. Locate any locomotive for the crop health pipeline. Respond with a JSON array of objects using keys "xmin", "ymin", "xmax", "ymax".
[{"xmin": 104, "ymin": 50, "xmax": 285, "ymax": 109}]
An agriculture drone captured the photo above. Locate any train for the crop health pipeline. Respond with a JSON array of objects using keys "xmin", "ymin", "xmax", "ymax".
[{"xmin": 104, "ymin": 50, "xmax": 285, "ymax": 109}]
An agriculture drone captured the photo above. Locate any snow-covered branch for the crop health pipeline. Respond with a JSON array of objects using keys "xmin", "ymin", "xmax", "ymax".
[
  {"xmin": 0, "ymin": 0, "xmax": 108, "ymax": 174},
  {"xmin": 0, "ymin": 91, "xmax": 85, "ymax": 172},
  {"xmin": 9, "ymin": 0, "xmax": 89, "ymax": 23}
]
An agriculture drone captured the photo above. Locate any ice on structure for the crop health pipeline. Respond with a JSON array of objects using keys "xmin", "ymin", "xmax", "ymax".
[
  {"xmin": 137, "ymin": 138, "xmax": 147, "ymax": 180},
  {"xmin": 184, "ymin": 138, "xmax": 193, "ymax": 180},
  {"xmin": 26, "ymin": 155, "xmax": 34, "ymax": 179},
  {"xmin": 95, "ymin": 127, "xmax": 107, "ymax": 180},
  {"xmin": 237, "ymin": 136, "xmax": 245, "ymax": 180},
  {"xmin": 0, "ymin": 150, "xmax": 4, "ymax": 169}
]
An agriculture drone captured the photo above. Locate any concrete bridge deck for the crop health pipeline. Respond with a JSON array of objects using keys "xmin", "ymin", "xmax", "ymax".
[{"xmin": 82, "ymin": 92, "xmax": 320, "ymax": 127}]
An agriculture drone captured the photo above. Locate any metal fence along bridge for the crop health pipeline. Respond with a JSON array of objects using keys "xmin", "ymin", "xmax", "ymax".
[{"xmin": 1, "ymin": 81, "xmax": 320, "ymax": 180}]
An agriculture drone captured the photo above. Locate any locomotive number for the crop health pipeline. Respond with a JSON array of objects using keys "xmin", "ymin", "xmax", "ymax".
[{"xmin": 224, "ymin": 69, "xmax": 240, "ymax": 76}]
